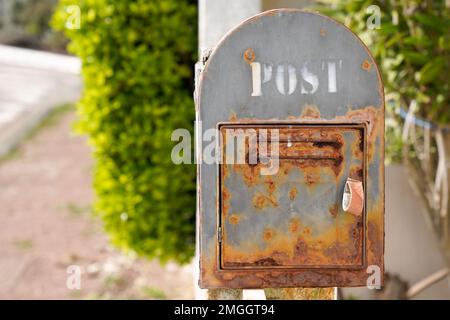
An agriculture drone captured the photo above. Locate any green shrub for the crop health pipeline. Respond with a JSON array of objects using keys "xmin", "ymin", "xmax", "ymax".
[
  {"xmin": 52, "ymin": 0, "xmax": 197, "ymax": 263},
  {"xmin": 318, "ymin": 0, "xmax": 450, "ymax": 162}
]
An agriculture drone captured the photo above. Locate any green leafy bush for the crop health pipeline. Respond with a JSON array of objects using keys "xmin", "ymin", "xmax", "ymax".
[
  {"xmin": 318, "ymin": 0, "xmax": 450, "ymax": 162},
  {"xmin": 52, "ymin": 0, "xmax": 197, "ymax": 263}
]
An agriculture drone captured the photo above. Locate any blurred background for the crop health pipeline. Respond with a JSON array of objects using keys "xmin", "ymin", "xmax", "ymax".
[{"xmin": 0, "ymin": 0, "xmax": 448, "ymax": 299}]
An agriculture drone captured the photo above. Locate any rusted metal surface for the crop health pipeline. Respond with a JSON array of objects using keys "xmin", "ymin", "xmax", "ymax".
[
  {"xmin": 264, "ymin": 287, "xmax": 335, "ymax": 300},
  {"xmin": 219, "ymin": 125, "xmax": 365, "ymax": 269},
  {"xmin": 207, "ymin": 288, "xmax": 243, "ymax": 300},
  {"xmin": 243, "ymin": 48, "xmax": 256, "ymax": 64},
  {"xmin": 197, "ymin": 9, "xmax": 384, "ymax": 288}
]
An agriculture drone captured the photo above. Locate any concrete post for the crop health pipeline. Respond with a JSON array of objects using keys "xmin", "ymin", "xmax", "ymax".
[
  {"xmin": 196, "ymin": 0, "xmax": 336, "ymax": 301},
  {"xmin": 199, "ymin": 0, "xmax": 261, "ymax": 52}
]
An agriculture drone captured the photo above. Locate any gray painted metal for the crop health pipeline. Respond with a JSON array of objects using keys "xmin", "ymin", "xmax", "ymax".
[{"xmin": 197, "ymin": 9, "xmax": 384, "ymax": 288}]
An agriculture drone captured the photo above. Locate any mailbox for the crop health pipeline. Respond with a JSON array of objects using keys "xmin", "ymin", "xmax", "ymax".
[{"xmin": 197, "ymin": 9, "xmax": 384, "ymax": 288}]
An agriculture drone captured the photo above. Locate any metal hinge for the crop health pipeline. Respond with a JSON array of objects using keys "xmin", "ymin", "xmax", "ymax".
[
  {"xmin": 217, "ymin": 226, "xmax": 222, "ymax": 243},
  {"xmin": 194, "ymin": 47, "xmax": 213, "ymax": 108}
]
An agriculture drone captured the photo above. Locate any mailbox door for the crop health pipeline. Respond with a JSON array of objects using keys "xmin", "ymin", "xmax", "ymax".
[{"xmin": 219, "ymin": 124, "xmax": 366, "ymax": 270}]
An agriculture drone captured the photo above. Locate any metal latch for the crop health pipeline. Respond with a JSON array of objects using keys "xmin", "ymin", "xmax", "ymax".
[{"xmin": 342, "ymin": 177, "xmax": 364, "ymax": 216}]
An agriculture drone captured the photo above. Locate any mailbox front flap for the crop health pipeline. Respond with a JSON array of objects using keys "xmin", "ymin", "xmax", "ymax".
[
  {"xmin": 198, "ymin": 9, "xmax": 384, "ymax": 288},
  {"xmin": 219, "ymin": 124, "xmax": 366, "ymax": 270}
]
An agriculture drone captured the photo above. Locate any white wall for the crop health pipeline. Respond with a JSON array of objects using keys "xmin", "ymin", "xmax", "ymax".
[
  {"xmin": 198, "ymin": 0, "xmax": 315, "ymax": 51},
  {"xmin": 199, "ymin": 0, "xmax": 261, "ymax": 51}
]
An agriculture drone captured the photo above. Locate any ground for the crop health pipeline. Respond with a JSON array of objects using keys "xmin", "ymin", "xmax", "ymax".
[{"xmin": 0, "ymin": 107, "xmax": 193, "ymax": 299}]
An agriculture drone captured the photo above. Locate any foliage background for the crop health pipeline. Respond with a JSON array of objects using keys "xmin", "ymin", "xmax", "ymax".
[
  {"xmin": 318, "ymin": 0, "xmax": 450, "ymax": 163},
  {"xmin": 53, "ymin": 0, "xmax": 197, "ymax": 263},
  {"xmin": 50, "ymin": 0, "xmax": 449, "ymax": 262}
]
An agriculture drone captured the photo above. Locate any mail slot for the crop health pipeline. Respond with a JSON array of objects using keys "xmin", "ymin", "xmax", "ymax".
[{"xmin": 197, "ymin": 9, "xmax": 384, "ymax": 288}]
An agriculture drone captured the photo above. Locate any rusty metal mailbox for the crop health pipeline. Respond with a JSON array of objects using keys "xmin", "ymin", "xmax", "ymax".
[{"xmin": 197, "ymin": 9, "xmax": 384, "ymax": 288}]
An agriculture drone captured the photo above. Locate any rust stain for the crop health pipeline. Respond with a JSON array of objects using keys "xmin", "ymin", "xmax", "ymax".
[
  {"xmin": 213, "ymin": 214, "xmax": 373, "ymax": 288},
  {"xmin": 201, "ymin": 251, "xmax": 373, "ymax": 288},
  {"xmin": 351, "ymin": 128, "xmax": 365, "ymax": 159},
  {"xmin": 368, "ymin": 219, "xmax": 383, "ymax": 262},
  {"xmin": 265, "ymin": 179, "xmax": 277, "ymax": 193},
  {"xmin": 335, "ymin": 106, "xmax": 381, "ymax": 161},
  {"xmin": 222, "ymin": 162, "xmax": 229, "ymax": 179},
  {"xmin": 233, "ymin": 164, "xmax": 259, "ymax": 187},
  {"xmin": 276, "ymin": 141, "xmax": 341, "ymax": 158},
  {"xmin": 349, "ymin": 166, "xmax": 364, "ymax": 180},
  {"xmin": 221, "ymin": 212, "xmax": 364, "ymax": 268},
  {"xmin": 295, "ymin": 237, "xmax": 308, "ymax": 257},
  {"xmin": 253, "ymin": 194, "xmax": 266, "ymax": 209},
  {"xmin": 222, "ymin": 187, "xmax": 230, "ymax": 217},
  {"xmin": 329, "ymin": 203, "xmax": 338, "ymax": 217},
  {"xmin": 341, "ymin": 106, "xmax": 380, "ymax": 137},
  {"xmin": 304, "ymin": 169, "xmax": 321, "ymax": 186},
  {"xmin": 253, "ymin": 193, "xmax": 278, "ymax": 209},
  {"xmin": 263, "ymin": 228, "xmax": 276, "ymax": 241},
  {"xmin": 289, "ymin": 186, "xmax": 298, "ymax": 201},
  {"xmin": 222, "ymin": 188, "xmax": 230, "ymax": 202},
  {"xmin": 362, "ymin": 59, "xmax": 372, "ymax": 71},
  {"xmin": 229, "ymin": 214, "xmax": 240, "ymax": 225},
  {"xmin": 244, "ymin": 48, "xmax": 256, "ymax": 64},
  {"xmin": 225, "ymin": 257, "xmax": 281, "ymax": 268},
  {"xmin": 259, "ymin": 126, "xmax": 346, "ymax": 179},
  {"xmin": 320, "ymin": 28, "xmax": 327, "ymax": 36},
  {"xmin": 302, "ymin": 227, "xmax": 311, "ymax": 236},
  {"xmin": 289, "ymin": 218, "xmax": 300, "ymax": 233},
  {"xmin": 301, "ymin": 105, "xmax": 321, "ymax": 119}
]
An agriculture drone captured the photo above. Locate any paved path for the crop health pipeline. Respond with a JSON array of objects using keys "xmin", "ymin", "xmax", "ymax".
[
  {"xmin": 0, "ymin": 110, "xmax": 193, "ymax": 299},
  {"xmin": 0, "ymin": 45, "xmax": 82, "ymax": 156}
]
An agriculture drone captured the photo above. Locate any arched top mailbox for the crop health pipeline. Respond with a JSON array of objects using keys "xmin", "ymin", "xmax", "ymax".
[{"xmin": 197, "ymin": 9, "xmax": 384, "ymax": 288}]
